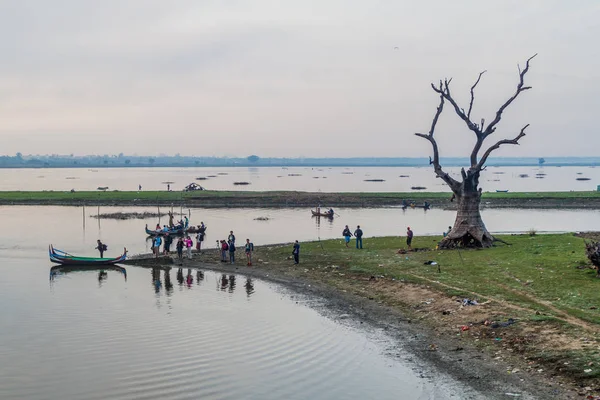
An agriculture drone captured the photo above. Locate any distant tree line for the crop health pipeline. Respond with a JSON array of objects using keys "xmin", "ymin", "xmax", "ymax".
[{"xmin": 0, "ymin": 153, "xmax": 597, "ymax": 168}]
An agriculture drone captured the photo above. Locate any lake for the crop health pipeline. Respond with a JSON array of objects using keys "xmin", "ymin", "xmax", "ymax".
[
  {"xmin": 0, "ymin": 208, "xmax": 494, "ymax": 399},
  {"xmin": 1, "ymin": 165, "xmax": 598, "ymax": 192}
]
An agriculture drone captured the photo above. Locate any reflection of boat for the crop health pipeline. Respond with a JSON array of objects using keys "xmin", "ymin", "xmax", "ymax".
[
  {"xmin": 145, "ymin": 224, "xmax": 187, "ymax": 236},
  {"xmin": 496, "ymin": 190, "xmax": 509, "ymax": 193},
  {"xmin": 49, "ymin": 245, "xmax": 127, "ymax": 266},
  {"xmin": 311, "ymin": 210, "xmax": 334, "ymax": 218},
  {"xmin": 401, "ymin": 201, "xmax": 431, "ymax": 210},
  {"xmin": 50, "ymin": 265, "xmax": 127, "ymax": 280}
]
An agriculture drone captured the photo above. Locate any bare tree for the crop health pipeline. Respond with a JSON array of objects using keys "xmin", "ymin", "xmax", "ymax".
[{"xmin": 416, "ymin": 55, "xmax": 536, "ymax": 248}]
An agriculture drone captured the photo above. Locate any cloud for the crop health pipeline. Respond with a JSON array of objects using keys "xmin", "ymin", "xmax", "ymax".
[{"xmin": 0, "ymin": 0, "xmax": 598, "ymax": 157}]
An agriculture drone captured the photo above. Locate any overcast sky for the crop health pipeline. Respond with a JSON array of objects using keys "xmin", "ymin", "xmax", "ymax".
[{"xmin": 0, "ymin": 0, "xmax": 598, "ymax": 157}]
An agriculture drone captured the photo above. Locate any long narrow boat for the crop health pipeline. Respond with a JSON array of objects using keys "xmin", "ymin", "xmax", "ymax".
[
  {"xmin": 145, "ymin": 224, "xmax": 187, "ymax": 236},
  {"xmin": 311, "ymin": 210, "xmax": 334, "ymax": 218},
  {"xmin": 49, "ymin": 245, "xmax": 127, "ymax": 266}
]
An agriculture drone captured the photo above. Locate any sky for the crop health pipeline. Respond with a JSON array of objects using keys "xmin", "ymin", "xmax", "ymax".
[{"xmin": 0, "ymin": 0, "xmax": 598, "ymax": 157}]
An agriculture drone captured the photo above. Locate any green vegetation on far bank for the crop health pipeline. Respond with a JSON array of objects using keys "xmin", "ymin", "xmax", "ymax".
[{"xmin": 0, "ymin": 190, "xmax": 599, "ymax": 208}]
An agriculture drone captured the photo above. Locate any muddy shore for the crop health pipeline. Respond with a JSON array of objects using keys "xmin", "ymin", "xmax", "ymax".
[{"xmin": 126, "ymin": 250, "xmax": 578, "ymax": 399}]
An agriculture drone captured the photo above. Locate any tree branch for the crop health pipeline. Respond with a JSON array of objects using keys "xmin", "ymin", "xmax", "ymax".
[
  {"xmin": 483, "ymin": 54, "xmax": 537, "ymax": 137},
  {"xmin": 468, "ymin": 70, "xmax": 486, "ymax": 119},
  {"xmin": 432, "ymin": 79, "xmax": 482, "ymax": 138},
  {"xmin": 476, "ymin": 124, "xmax": 529, "ymax": 170},
  {"xmin": 415, "ymin": 91, "xmax": 461, "ymax": 193}
]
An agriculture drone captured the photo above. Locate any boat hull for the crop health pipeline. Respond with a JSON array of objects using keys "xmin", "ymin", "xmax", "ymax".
[
  {"xmin": 49, "ymin": 245, "xmax": 127, "ymax": 266},
  {"xmin": 311, "ymin": 210, "xmax": 334, "ymax": 218}
]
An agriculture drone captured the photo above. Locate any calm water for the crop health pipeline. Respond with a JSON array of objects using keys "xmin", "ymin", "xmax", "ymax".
[
  {"xmin": 1, "ymin": 206, "xmax": 599, "ymax": 259},
  {"xmin": 1, "ymin": 165, "xmax": 598, "ymax": 192}
]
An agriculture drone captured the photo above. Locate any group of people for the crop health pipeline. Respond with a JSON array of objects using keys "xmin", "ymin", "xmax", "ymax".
[
  {"xmin": 151, "ymin": 221, "xmax": 208, "ymax": 260},
  {"xmin": 340, "ymin": 225, "xmax": 415, "ymax": 250},
  {"xmin": 154, "ymin": 215, "xmax": 189, "ymax": 233},
  {"xmin": 219, "ymin": 231, "xmax": 255, "ymax": 266}
]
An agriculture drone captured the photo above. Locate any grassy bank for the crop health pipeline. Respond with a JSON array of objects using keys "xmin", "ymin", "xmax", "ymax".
[
  {"xmin": 0, "ymin": 190, "xmax": 599, "ymax": 208},
  {"xmin": 248, "ymin": 234, "xmax": 600, "ymax": 389}
]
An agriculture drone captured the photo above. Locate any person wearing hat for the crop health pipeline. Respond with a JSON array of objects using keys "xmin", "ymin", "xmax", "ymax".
[{"xmin": 406, "ymin": 227, "xmax": 414, "ymax": 250}]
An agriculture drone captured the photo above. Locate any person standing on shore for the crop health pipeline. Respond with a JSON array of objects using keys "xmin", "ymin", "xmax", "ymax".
[
  {"xmin": 292, "ymin": 240, "xmax": 300, "ymax": 264},
  {"xmin": 407, "ymin": 227, "xmax": 414, "ymax": 250},
  {"xmin": 176, "ymin": 237, "xmax": 184, "ymax": 260},
  {"xmin": 228, "ymin": 230, "xmax": 236, "ymax": 245},
  {"xmin": 220, "ymin": 240, "xmax": 229, "ymax": 262},
  {"xmin": 342, "ymin": 225, "xmax": 352, "ymax": 247},
  {"xmin": 228, "ymin": 240, "xmax": 236, "ymax": 264},
  {"xmin": 163, "ymin": 233, "xmax": 173, "ymax": 255},
  {"xmin": 153, "ymin": 235, "xmax": 162, "ymax": 258},
  {"xmin": 245, "ymin": 239, "xmax": 254, "ymax": 266},
  {"xmin": 354, "ymin": 225, "xmax": 363, "ymax": 249},
  {"xmin": 196, "ymin": 222, "xmax": 207, "ymax": 252},
  {"xmin": 167, "ymin": 184, "xmax": 170, "ymax": 191},
  {"xmin": 185, "ymin": 236, "xmax": 193, "ymax": 259},
  {"xmin": 96, "ymin": 240, "xmax": 107, "ymax": 258}
]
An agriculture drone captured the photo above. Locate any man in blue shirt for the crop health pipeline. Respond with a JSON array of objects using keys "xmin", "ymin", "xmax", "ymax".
[{"xmin": 292, "ymin": 240, "xmax": 300, "ymax": 264}]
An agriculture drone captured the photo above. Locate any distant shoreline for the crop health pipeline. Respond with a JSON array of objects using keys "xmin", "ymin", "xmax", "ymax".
[{"xmin": 1, "ymin": 190, "xmax": 599, "ymax": 209}]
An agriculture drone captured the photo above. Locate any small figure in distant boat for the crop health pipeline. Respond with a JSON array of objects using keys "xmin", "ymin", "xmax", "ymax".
[
  {"xmin": 407, "ymin": 227, "xmax": 414, "ymax": 250},
  {"xmin": 228, "ymin": 240, "xmax": 236, "ymax": 264},
  {"xmin": 185, "ymin": 236, "xmax": 193, "ymax": 259},
  {"xmin": 354, "ymin": 225, "xmax": 363, "ymax": 249},
  {"xmin": 163, "ymin": 233, "xmax": 173, "ymax": 255},
  {"xmin": 183, "ymin": 216, "xmax": 189, "ymax": 227},
  {"xmin": 176, "ymin": 237, "xmax": 184, "ymax": 260},
  {"xmin": 168, "ymin": 211, "xmax": 175, "ymax": 228},
  {"xmin": 342, "ymin": 225, "xmax": 352, "ymax": 247},
  {"xmin": 292, "ymin": 240, "xmax": 300, "ymax": 264},
  {"xmin": 155, "ymin": 223, "xmax": 161, "ymax": 231},
  {"xmin": 96, "ymin": 240, "xmax": 107, "ymax": 258},
  {"xmin": 153, "ymin": 235, "xmax": 162, "ymax": 258},
  {"xmin": 328, "ymin": 208, "xmax": 334, "ymax": 217},
  {"xmin": 220, "ymin": 240, "xmax": 229, "ymax": 262},
  {"xmin": 245, "ymin": 238, "xmax": 254, "ymax": 266},
  {"xmin": 162, "ymin": 225, "xmax": 169, "ymax": 232}
]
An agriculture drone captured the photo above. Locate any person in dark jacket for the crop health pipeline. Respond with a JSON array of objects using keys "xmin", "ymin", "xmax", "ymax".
[
  {"xmin": 95, "ymin": 240, "xmax": 107, "ymax": 258},
  {"xmin": 342, "ymin": 225, "xmax": 352, "ymax": 247},
  {"xmin": 292, "ymin": 240, "xmax": 300, "ymax": 264},
  {"xmin": 228, "ymin": 240, "xmax": 236, "ymax": 264},
  {"xmin": 176, "ymin": 237, "xmax": 184, "ymax": 260},
  {"xmin": 163, "ymin": 233, "xmax": 173, "ymax": 255},
  {"xmin": 354, "ymin": 226, "xmax": 363, "ymax": 249}
]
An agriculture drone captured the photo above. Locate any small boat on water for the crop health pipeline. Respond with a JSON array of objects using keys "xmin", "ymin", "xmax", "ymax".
[
  {"xmin": 496, "ymin": 190, "xmax": 509, "ymax": 193},
  {"xmin": 145, "ymin": 224, "xmax": 187, "ymax": 236},
  {"xmin": 49, "ymin": 245, "xmax": 127, "ymax": 266},
  {"xmin": 311, "ymin": 210, "xmax": 334, "ymax": 218}
]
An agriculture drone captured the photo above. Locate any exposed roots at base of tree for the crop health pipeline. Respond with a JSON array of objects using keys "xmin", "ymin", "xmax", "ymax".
[{"xmin": 438, "ymin": 232, "xmax": 495, "ymax": 249}]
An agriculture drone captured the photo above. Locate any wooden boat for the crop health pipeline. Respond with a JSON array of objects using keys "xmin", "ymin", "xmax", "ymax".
[
  {"xmin": 49, "ymin": 245, "xmax": 127, "ymax": 266},
  {"xmin": 145, "ymin": 224, "xmax": 187, "ymax": 236},
  {"xmin": 50, "ymin": 265, "xmax": 127, "ymax": 280},
  {"xmin": 496, "ymin": 190, "xmax": 509, "ymax": 193},
  {"xmin": 311, "ymin": 210, "xmax": 334, "ymax": 218}
]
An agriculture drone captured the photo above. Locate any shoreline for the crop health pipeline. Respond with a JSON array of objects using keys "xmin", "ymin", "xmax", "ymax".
[
  {"xmin": 125, "ymin": 238, "xmax": 596, "ymax": 400},
  {"xmin": 1, "ymin": 190, "xmax": 600, "ymax": 209}
]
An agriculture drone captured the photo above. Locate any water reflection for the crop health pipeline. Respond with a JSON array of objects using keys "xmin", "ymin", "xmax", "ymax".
[
  {"xmin": 245, "ymin": 278, "xmax": 255, "ymax": 297},
  {"xmin": 164, "ymin": 268, "xmax": 173, "ymax": 294},
  {"xmin": 49, "ymin": 265, "xmax": 127, "ymax": 283}
]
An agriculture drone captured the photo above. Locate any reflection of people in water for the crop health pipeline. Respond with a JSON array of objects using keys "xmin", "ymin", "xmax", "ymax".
[
  {"xmin": 164, "ymin": 269, "xmax": 173, "ymax": 294},
  {"xmin": 177, "ymin": 268, "xmax": 184, "ymax": 285},
  {"xmin": 219, "ymin": 274, "xmax": 229, "ymax": 291},
  {"xmin": 245, "ymin": 278, "xmax": 255, "ymax": 297},
  {"xmin": 228, "ymin": 275, "xmax": 236, "ymax": 293},
  {"xmin": 152, "ymin": 267, "xmax": 161, "ymax": 293},
  {"xmin": 186, "ymin": 269, "xmax": 193, "ymax": 286},
  {"xmin": 196, "ymin": 270, "xmax": 204, "ymax": 285},
  {"xmin": 98, "ymin": 270, "xmax": 108, "ymax": 285}
]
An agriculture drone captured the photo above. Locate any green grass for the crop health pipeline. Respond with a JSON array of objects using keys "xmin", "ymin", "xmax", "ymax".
[
  {"xmin": 259, "ymin": 233, "xmax": 600, "ymax": 324},
  {"xmin": 0, "ymin": 190, "xmax": 598, "ymax": 203}
]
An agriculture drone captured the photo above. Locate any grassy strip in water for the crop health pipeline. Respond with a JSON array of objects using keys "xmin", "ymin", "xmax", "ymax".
[{"xmin": 0, "ymin": 190, "xmax": 599, "ymax": 203}]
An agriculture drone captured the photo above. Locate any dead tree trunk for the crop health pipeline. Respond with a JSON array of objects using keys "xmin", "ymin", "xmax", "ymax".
[{"xmin": 416, "ymin": 55, "xmax": 536, "ymax": 248}]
